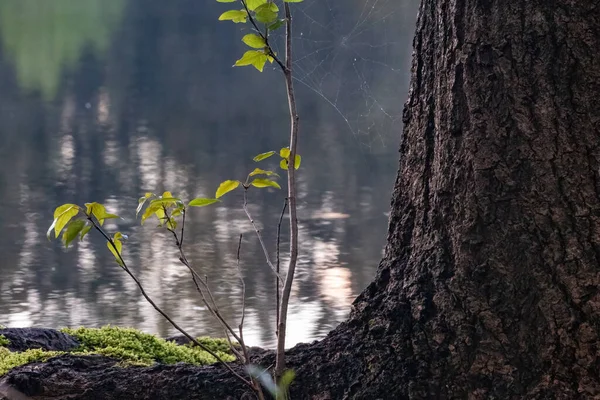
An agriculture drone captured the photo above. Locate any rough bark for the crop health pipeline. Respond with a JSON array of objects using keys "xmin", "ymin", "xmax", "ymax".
[
  {"xmin": 2, "ymin": 0, "xmax": 600, "ymax": 399},
  {"xmin": 0, "ymin": 329, "xmax": 79, "ymax": 353},
  {"xmin": 289, "ymin": 0, "xmax": 600, "ymax": 398}
]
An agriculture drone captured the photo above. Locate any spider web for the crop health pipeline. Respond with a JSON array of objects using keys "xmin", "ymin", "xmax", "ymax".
[{"xmin": 269, "ymin": 0, "xmax": 414, "ymax": 151}]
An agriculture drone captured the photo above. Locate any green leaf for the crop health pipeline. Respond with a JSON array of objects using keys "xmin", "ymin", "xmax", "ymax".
[
  {"xmin": 104, "ymin": 213, "xmax": 120, "ymax": 220},
  {"xmin": 54, "ymin": 203, "xmax": 77, "ymax": 219},
  {"xmin": 255, "ymin": 6, "xmax": 278, "ymax": 24},
  {"xmin": 279, "ymin": 369, "xmax": 296, "ymax": 393},
  {"xmin": 251, "ymin": 178, "xmax": 281, "ymax": 189},
  {"xmin": 268, "ymin": 19, "xmax": 285, "ymax": 31},
  {"xmin": 62, "ymin": 219, "xmax": 86, "ymax": 248},
  {"xmin": 136, "ymin": 193, "xmax": 154, "ymax": 216},
  {"xmin": 85, "ymin": 202, "xmax": 106, "ymax": 221},
  {"xmin": 245, "ymin": 0, "xmax": 266, "ymax": 11},
  {"xmin": 189, "ymin": 198, "xmax": 220, "ymax": 207},
  {"xmin": 253, "ymin": 151, "xmax": 275, "ymax": 162},
  {"xmin": 107, "ymin": 233, "xmax": 124, "ymax": 267},
  {"xmin": 234, "ymin": 50, "xmax": 269, "ymax": 72},
  {"xmin": 80, "ymin": 223, "xmax": 92, "ymax": 241},
  {"xmin": 249, "ymin": 168, "xmax": 279, "ymax": 177},
  {"xmin": 279, "ymin": 147, "xmax": 290, "ymax": 158},
  {"xmin": 50, "ymin": 204, "xmax": 80, "ymax": 238},
  {"xmin": 242, "ymin": 33, "xmax": 266, "ymax": 49},
  {"xmin": 218, "ymin": 9, "xmax": 248, "ymax": 23},
  {"xmin": 280, "ymin": 158, "xmax": 288, "ymax": 171},
  {"xmin": 256, "ymin": 2, "xmax": 279, "ymax": 12},
  {"xmin": 279, "ymin": 148, "xmax": 301, "ymax": 170},
  {"xmin": 294, "ymin": 154, "xmax": 301, "ymax": 169},
  {"xmin": 216, "ymin": 180, "xmax": 240, "ymax": 198}
]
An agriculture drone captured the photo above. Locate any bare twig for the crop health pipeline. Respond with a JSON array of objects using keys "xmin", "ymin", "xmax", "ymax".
[
  {"xmin": 275, "ymin": 198, "xmax": 288, "ymax": 335},
  {"xmin": 236, "ymin": 234, "xmax": 247, "ymax": 332},
  {"xmin": 163, "ymin": 211, "xmax": 244, "ymax": 346},
  {"xmin": 88, "ymin": 218, "xmax": 251, "ymax": 388},
  {"xmin": 276, "ymin": 2, "xmax": 300, "ymax": 379},
  {"xmin": 243, "ymin": 189, "xmax": 284, "ymax": 283}
]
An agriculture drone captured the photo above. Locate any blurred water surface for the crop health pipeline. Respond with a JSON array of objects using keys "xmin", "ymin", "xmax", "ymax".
[{"xmin": 0, "ymin": 0, "xmax": 418, "ymax": 347}]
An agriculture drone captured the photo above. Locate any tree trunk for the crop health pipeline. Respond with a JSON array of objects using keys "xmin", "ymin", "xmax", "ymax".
[
  {"xmin": 288, "ymin": 0, "xmax": 600, "ymax": 398},
  {"xmin": 2, "ymin": 0, "xmax": 599, "ymax": 399}
]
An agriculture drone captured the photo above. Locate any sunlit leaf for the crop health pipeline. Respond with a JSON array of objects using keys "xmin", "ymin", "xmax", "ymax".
[
  {"xmin": 251, "ymin": 178, "xmax": 281, "ymax": 189},
  {"xmin": 107, "ymin": 233, "xmax": 124, "ymax": 267},
  {"xmin": 279, "ymin": 147, "xmax": 290, "ymax": 158},
  {"xmin": 149, "ymin": 197, "xmax": 180, "ymax": 208},
  {"xmin": 51, "ymin": 204, "xmax": 80, "ymax": 238},
  {"xmin": 242, "ymin": 33, "xmax": 266, "ymax": 49},
  {"xmin": 62, "ymin": 219, "xmax": 86, "ymax": 248},
  {"xmin": 216, "ymin": 180, "xmax": 240, "ymax": 198},
  {"xmin": 167, "ymin": 217, "xmax": 177, "ymax": 230},
  {"xmin": 280, "ymin": 158, "xmax": 288, "ymax": 170},
  {"xmin": 245, "ymin": 0, "xmax": 266, "ymax": 11},
  {"xmin": 141, "ymin": 202, "xmax": 162, "ymax": 225},
  {"xmin": 218, "ymin": 9, "xmax": 248, "ymax": 23},
  {"xmin": 249, "ymin": 168, "xmax": 279, "ymax": 177},
  {"xmin": 253, "ymin": 151, "xmax": 275, "ymax": 162},
  {"xmin": 137, "ymin": 193, "xmax": 154, "ymax": 216},
  {"xmin": 54, "ymin": 203, "xmax": 78, "ymax": 219},
  {"xmin": 234, "ymin": 50, "xmax": 269, "ymax": 72},
  {"xmin": 103, "ymin": 213, "xmax": 120, "ymax": 220},
  {"xmin": 85, "ymin": 202, "xmax": 106, "ymax": 221},
  {"xmin": 155, "ymin": 208, "xmax": 166, "ymax": 226},
  {"xmin": 189, "ymin": 198, "xmax": 220, "ymax": 207},
  {"xmin": 294, "ymin": 154, "xmax": 301, "ymax": 169}
]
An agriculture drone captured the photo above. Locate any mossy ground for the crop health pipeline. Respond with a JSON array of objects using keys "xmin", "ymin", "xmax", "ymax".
[{"xmin": 0, "ymin": 326, "xmax": 235, "ymax": 376}]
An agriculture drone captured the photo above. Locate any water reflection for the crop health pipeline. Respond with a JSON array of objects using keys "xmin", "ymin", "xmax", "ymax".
[{"xmin": 0, "ymin": 0, "xmax": 418, "ymax": 347}]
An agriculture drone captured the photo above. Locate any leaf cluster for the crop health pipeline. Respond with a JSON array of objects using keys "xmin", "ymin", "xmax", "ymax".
[{"xmin": 216, "ymin": 0, "xmax": 303, "ymax": 71}]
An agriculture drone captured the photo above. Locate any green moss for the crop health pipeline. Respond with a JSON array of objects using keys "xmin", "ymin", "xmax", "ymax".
[
  {"xmin": 61, "ymin": 326, "xmax": 236, "ymax": 365},
  {"xmin": 0, "ymin": 326, "xmax": 235, "ymax": 376},
  {"xmin": 0, "ymin": 347, "xmax": 63, "ymax": 375},
  {"xmin": 0, "ymin": 335, "xmax": 9, "ymax": 347}
]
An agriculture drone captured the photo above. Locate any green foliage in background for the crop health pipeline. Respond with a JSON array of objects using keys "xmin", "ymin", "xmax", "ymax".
[
  {"xmin": 0, "ymin": 0, "xmax": 125, "ymax": 99},
  {"xmin": 0, "ymin": 326, "xmax": 234, "ymax": 376}
]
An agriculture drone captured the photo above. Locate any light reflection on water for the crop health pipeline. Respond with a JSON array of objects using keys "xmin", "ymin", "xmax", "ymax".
[{"xmin": 0, "ymin": 0, "xmax": 418, "ymax": 347}]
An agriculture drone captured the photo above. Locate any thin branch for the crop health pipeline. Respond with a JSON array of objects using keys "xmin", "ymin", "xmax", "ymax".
[
  {"xmin": 276, "ymin": 2, "xmax": 300, "ymax": 379},
  {"xmin": 275, "ymin": 198, "xmax": 288, "ymax": 335},
  {"xmin": 243, "ymin": 189, "xmax": 284, "ymax": 283},
  {"xmin": 235, "ymin": 234, "xmax": 251, "ymax": 368},
  {"xmin": 236, "ymin": 234, "xmax": 247, "ymax": 331},
  {"xmin": 88, "ymin": 219, "xmax": 251, "ymax": 387},
  {"xmin": 165, "ymin": 220, "xmax": 244, "ymax": 346}
]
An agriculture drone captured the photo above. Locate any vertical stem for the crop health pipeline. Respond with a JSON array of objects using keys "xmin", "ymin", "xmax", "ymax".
[
  {"xmin": 276, "ymin": 3, "xmax": 299, "ymax": 379},
  {"xmin": 276, "ymin": 199, "xmax": 288, "ymax": 337}
]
